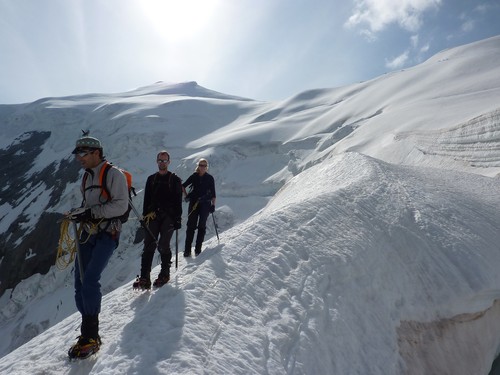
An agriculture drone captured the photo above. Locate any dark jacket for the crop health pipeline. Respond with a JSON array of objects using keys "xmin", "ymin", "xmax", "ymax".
[
  {"xmin": 183, "ymin": 173, "xmax": 216, "ymax": 203},
  {"xmin": 143, "ymin": 171, "xmax": 183, "ymax": 218}
]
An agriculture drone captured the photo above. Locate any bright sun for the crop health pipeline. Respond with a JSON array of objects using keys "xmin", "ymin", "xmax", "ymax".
[{"xmin": 139, "ymin": 0, "xmax": 221, "ymax": 43}]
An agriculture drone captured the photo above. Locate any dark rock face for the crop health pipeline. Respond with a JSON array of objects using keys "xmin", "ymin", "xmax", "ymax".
[{"xmin": 0, "ymin": 131, "xmax": 80, "ymax": 297}]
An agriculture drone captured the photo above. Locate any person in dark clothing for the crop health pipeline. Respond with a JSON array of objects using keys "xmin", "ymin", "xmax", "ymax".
[
  {"xmin": 183, "ymin": 158, "xmax": 216, "ymax": 257},
  {"xmin": 133, "ymin": 150, "xmax": 183, "ymax": 289}
]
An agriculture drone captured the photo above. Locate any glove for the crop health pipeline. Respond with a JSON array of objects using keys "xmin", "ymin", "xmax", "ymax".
[
  {"xmin": 209, "ymin": 204, "xmax": 215, "ymax": 213},
  {"xmin": 67, "ymin": 207, "xmax": 92, "ymax": 222},
  {"xmin": 173, "ymin": 217, "xmax": 182, "ymax": 230}
]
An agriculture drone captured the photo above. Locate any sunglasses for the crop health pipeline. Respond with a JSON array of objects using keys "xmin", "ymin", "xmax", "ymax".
[
  {"xmin": 198, "ymin": 164, "xmax": 207, "ymax": 167},
  {"xmin": 157, "ymin": 159, "xmax": 169, "ymax": 163},
  {"xmin": 75, "ymin": 149, "xmax": 94, "ymax": 158}
]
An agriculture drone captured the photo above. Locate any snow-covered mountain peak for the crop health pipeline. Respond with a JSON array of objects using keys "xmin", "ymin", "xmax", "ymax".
[{"xmin": 122, "ymin": 80, "xmax": 255, "ymax": 101}]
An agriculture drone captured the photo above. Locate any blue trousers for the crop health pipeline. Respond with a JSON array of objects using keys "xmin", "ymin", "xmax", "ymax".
[{"xmin": 74, "ymin": 231, "xmax": 117, "ymax": 316}]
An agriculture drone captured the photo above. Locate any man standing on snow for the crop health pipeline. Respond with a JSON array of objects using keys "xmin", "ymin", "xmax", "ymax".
[
  {"xmin": 66, "ymin": 134, "xmax": 129, "ymax": 359},
  {"xmin": 133, "ymin": 150, "xmax": 183, "ymax": 289}
]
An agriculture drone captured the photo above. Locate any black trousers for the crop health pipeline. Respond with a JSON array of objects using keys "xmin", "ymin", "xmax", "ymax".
[
  {"xmin": 140, "ymin": 213, "xmax": 174, "ymax": 278},
  {"xmin": 185, "ymin": 200, "xmax": 211, "ymax": 252}
]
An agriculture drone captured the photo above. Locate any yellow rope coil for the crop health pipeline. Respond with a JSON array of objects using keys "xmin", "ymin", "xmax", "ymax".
[
  {"xmin": 56, "ymin": 218, "xmax": 80, "ymax": 270},
  {"xmin": 56, "ymin": 217, "xmax": 108, "ymax": 270},
  {"xmin": 143, "ymin": 211, "xmax": 156, "ymax": 224}
]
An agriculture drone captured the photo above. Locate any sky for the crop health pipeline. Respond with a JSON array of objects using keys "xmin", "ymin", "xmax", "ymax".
[
  {"xmin": 1, "ymin": 0, "xmax": 500, "ymax": 105},
  {"xmin": 1, "ymin": 35, "xmax": 500, "ymax": 373}
]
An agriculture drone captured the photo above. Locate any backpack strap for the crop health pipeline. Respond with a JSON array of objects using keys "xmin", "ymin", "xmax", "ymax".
[
  {"xmin": 81, "ymin": 161, "xmax": 113, "ymax": 204},
  {"xmin": 152, "ymin": 171, "xmax": 173, "ymax": 189},
  {"xmin": 99, "ymin": 162, "xmax": 113, "ymax": 202}
]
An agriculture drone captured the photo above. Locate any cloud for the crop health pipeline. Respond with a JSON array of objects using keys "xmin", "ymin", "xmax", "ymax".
[
  {"xmin": 411, "ymin": 35, "xmax": 419, "ymax": 48},
  {"xmin": 385, "ymin": 50, "xmax": 410, "ymax": 69},
  {"xmin": 474, "ymin": 3, "xmax": 500, "ymax": 13},
  {"xmin": 461, "ymin": 19, "xmax": 475, "ymax": 32},
  {"xmin": 457, "ymin": 11, "xmax": 475, "ymax": 33},
  {"xmin": 420, "ymin": 43, "xmax": 430, "ymax": 53},
  {"xmin": 346, "ymin": 0, "xmax": 442, "ymax": 33}
]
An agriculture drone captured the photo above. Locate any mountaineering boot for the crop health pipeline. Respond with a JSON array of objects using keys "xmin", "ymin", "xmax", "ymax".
[
  {"xmin": 68, "ymin": 336, "xmax": 101, "ymax": 359},
  {"xmin": 153, "ymin": 273, "xmax": 170, "ymax": 288},
  {"xmin": 133, "ymin": 276, "xmax": 151, "ymax": 290},
  {"xmin": 68, "ymin": 315, "xmax": 101, "ymax": 359},
  {"xmin": 183, "ymin": 248, "xmax": 191, "ymax": 257}
]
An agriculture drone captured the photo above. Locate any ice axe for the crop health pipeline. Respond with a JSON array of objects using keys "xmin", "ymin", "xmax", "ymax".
[{"xmin": 72, "ymin": 221, "xmax": 84, "ymax": 283}]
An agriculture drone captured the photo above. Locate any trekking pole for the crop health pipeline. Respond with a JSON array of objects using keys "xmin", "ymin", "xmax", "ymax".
[
  {"xmin": 175, "ymin": 230, "xmax": 178, "ymax": 269},
  {"xmin": 129, "ymin": 198, "xmax": 159, "ymax": 248},
  {"xmin": 72, "ymin": 221, "xmax": 84, "ymax": 283},
  {"xmin": 211, "ymin": 212, "xmax": 220, "ymax": 244}
]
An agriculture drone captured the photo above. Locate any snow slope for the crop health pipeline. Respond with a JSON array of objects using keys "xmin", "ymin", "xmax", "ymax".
[
  {"xmin": 1, "ymin": 35, "xmax": 500, "ymax": 374},
  {"xmin": 2, "ymin": 153, "xmax": 500, "ymax": 374}
]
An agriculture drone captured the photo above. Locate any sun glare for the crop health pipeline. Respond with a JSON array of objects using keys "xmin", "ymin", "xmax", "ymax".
[{"xmin": 139, "ymin": 0, "xmax": 221, "ymax": 43}]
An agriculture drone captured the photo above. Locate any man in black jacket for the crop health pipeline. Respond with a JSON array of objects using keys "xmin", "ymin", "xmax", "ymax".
[{"xmin": 133, "ymin": 150, "xmax": 183, "ymax": 289}]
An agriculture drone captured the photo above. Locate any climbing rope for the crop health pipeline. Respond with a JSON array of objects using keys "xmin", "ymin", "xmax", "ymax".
[
  {"xmin": 187, "ymin": 201, "xmax": 199, "ymax": 217},
  {"xmin": 56, "ymin": 218, "xmax": 80, "ymax": 270},
  {"xmin": 55, "ymin": 217, "xmax": 104, "ymax": 270},
  {"xmin": 143, "ymin": 211, "xmax": 156, "ymax": 225}
]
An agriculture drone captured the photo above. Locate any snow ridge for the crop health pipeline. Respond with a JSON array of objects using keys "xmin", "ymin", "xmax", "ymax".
[{"xmin": 2, "ymin": 153, "xmax": 500, "ymax": 374}]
